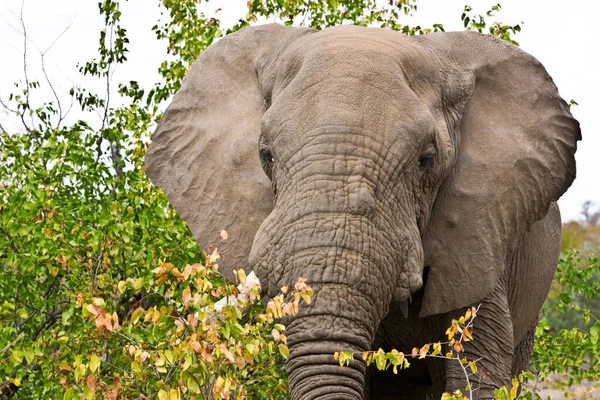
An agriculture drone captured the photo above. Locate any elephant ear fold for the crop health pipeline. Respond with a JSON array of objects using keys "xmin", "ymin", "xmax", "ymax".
[
  {"xmin": 420, "ymin": 32, "xmax": 580, "ymax": 317},
  {"xmin": 145, "ymin": 24, "xmax": 310, "ymax": 282}
]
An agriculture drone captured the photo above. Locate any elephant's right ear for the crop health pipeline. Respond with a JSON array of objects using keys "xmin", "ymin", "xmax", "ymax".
[{"xmin": 145, "ymin": 24, "xmax": 311, "ymax": 282}]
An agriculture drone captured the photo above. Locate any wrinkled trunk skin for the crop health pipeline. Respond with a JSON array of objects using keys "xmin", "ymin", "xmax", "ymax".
[
  {"xmin": 285, "ymin": 311, "xmax": 370, "ymax": 399},
  {"xmin": 251, "ymin": 210, "xmax": 419, "ymax": 399},
  {"xmin": 282, "ymin": 262, "xmax": 379, "ymax": 400}
]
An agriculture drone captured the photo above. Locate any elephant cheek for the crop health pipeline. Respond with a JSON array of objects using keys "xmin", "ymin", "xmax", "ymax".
[{"xmin": 248, "ymin": 213, "xmax": 287, "ymax": 297}]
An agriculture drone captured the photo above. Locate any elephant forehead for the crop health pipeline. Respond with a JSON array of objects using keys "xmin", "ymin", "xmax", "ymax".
[
  {"xmin": 281, "ymin": 26, "xmax": 445, "ymax": 97},
  {"xmin": 263, "ymin": 30, "xmax": 441, "ymax": 142}
]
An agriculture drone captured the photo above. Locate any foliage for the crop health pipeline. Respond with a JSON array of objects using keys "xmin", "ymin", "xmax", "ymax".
[
  {"xmin": 334, "ymin": 307, "xmax": 480, "ymax": 396},
  {"xmin": 0, "ymin": 0, "xmax": 584, "ymax": 399},
  {"xmin": 460, "ymin": 4, "xmax": 521, "ymax": 45},
  {"xmin": 74, "ymin": 256, "xmax": 312, "ymax": 400},
  {"xmin": 533, "ymin": 252, "xmax": 600, "ymax": 387}
]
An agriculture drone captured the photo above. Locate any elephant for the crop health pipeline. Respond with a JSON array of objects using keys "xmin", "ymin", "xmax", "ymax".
[{"xmin": 145, "ymin": 24, "xmax": 580, "ymax": 399}]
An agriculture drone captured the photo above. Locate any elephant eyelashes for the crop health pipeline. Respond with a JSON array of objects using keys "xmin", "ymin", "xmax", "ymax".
[
  {"xmin": 418, "ymin": 155, "xmax": 434, "ymax": 169},
  {"xmin": 259, "ymin": 141, "xmax": 274, "ymax": 180}
]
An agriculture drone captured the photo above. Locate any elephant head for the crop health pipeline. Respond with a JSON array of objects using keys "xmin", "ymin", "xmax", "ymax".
[{"xmin": 145, "ymin": 24, "xmax": 579, "ymax": 399}]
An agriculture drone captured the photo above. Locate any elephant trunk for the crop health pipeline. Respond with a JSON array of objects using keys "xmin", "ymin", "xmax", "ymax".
[
  {"xmin": 251, "ymin": 207, "xmax": 413, "ymax": 398},
  {"xmin": 280, "ymin": 245, "xmax": 386, "ymax": 399},
  {"xmin": 284, "ymin": 286, "xmax": 376, "ymax": 400}
]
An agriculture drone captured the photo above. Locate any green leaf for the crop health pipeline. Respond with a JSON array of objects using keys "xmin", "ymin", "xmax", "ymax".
[
  {"xmin": 278, "ymin": 344, "xmax": 289, "ymax": 359},
  {"xmin": 63, "ymin": 388, "xmax": 75, "ymax": 400}
]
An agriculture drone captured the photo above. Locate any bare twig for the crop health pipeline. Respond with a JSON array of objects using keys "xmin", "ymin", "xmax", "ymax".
[
  {"xmin": 17, "ymin": 1, "xmax": 33, "ymax": 132},
  {"xmin": 34, "ymin": 11, "xmax": 75, "ymax": 129}
]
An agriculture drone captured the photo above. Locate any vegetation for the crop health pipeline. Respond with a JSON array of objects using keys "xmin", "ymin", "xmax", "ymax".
[{"xmin": 0, "ymin": 0, "xmax": 597, "ymax": 399}]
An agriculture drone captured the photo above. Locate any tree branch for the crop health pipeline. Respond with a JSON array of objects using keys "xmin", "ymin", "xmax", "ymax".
[{"xmin": 0, "ymin": 227, "xmax": 20, "ymax": 253}]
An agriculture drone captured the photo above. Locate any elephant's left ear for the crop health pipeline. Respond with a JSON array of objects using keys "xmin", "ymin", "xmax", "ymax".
[{"xmin": 419, "ymin": 32, "xmax": 580, "ymax": 317}]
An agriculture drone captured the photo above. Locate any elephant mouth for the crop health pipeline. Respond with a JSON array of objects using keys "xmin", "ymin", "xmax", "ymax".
[
  {"xmin": 396, "ymin": 266, "xmax": 429, "ymax": 318},
  {"xmin": 420, "ymin": 265, "xmax": 430, "ymax": 293}
]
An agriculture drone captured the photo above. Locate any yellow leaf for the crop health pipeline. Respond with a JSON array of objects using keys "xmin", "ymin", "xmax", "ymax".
[
  {"xmin": 236, "ymin": 269, "xmax": 247, "ymax": 286},
  {"xmin": 164, "ymin": 350, "xmax": 174, "ymax": 365},
  {"xmin": 464, "ymin": 308, "xmax": 472, "ymax": 321},
  {"xmin": 92, "ymin": 298, "xmax": 105, "ymax": 307},
  {"xmin": 172, "ymin": 268, "xmax": 184, "ymax": 280},
  {"xmin": 157, "ymin": 390, "xmax": 168, "ymax": 400},
  {"xmin": 182, "ymin": 287, "xmax": 191, "ymax": 307},
  {"xmin": 117, "ymin": 281, "xmax": 127, "ymax": 293},
  {"xmin": 510, "ymin": 381, "xmax": 519, "ymax": 399},
  {"xmin": 131, "ymin": 307, "xmax": 144, "ymax": 325},
  {"xmin": 208, "ymin": 248, "xmax": 220, "ymax": 264},
  {"xmin": 89, "ymin": 355, "xmax": 101, "ymax": 373},
  {"xmin": 301, "ymin": 292, "xmax": 312, "ymax": 305},
  {"xmin": 468, "ymin": 360, "xmax": 478, "ymax": 374},
  {"xmin": 213, "ymin": 376, "xmax": 225, "ymax": 395},
  {"xmin": 279, "ymin": 344, "xmax": 289, "ymax": 359},
  {"xmin": 463, "ymin": 326, "xmax": 473, "ymax": 341},
  {"xmin": 169, "ymin": 389, "xmax": 179, "ymax": 400},
  {"xmin": 431, "ymin": 342, "xmax": 442, "ymax": 356},
  {"xmin": 182, "ymin": 353, "xmax": 193, "ymax": 371},
  {"xmin": 58, "ymin": 361, "xmax": 71, "ymax": 372},
  {"xmin": 134, "ymin": 277, "xmax": 144, "ymax": 290}
]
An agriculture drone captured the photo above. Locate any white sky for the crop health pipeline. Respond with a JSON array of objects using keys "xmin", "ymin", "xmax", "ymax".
[{"xmin": 0, "ymin": 0, "xmax": 598, "ymax": 221}]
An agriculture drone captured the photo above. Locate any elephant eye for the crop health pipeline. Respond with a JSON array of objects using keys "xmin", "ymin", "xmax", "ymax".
[
  {"xmin": 258, "ymin": 137, "xmax": 274, "ymax": 180},
  {"xmin": 418, "ymin": 155, "xmax": 434, "ymax": 169},
  {"xmin": 260, "ymin": 147, "xmax": 274, "ymax": 164}
]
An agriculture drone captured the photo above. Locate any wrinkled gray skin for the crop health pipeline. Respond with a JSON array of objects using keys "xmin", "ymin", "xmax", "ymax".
[{"xmin": 145, "ymin": 24, "xmax": 580, "ymax": 399}]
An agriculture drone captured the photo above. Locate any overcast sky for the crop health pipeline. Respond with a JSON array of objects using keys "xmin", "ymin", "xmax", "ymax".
[{"xmin": 0, "ymin": 0, "xmax": 597, "ymax": 221}]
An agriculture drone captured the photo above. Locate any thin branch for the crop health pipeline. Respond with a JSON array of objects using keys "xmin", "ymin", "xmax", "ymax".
[
  {"xmin": 0, "ymin": 227, "xmax": 20, "ymax": 253},
  {"xmin": 40, "ymin": 54, "xmax": 63, "ymax": 127},
  {"xmin": 40, "ymin": 11, "xmax": 76, "ymax": 56},
  {"xmin": 101, "ymin": 24, "xmax": 114, "ymax": 130},
  {"xmin": 0, "ymin": 97, "xmax": 17, "ymax": 114},
  {"xmin": 18, "ymin": 0, "xmax": 33, "ymax": 130},
  {"xmin": 31, "ymin": 306, "xmax": 65, "ymax": 341},
  {"xmin": 0, "ymin": 333, "xmax": 24, "ymax": 356},
  {"xmin": 32, "ymin": 10, "xmax": 75, "ymax": 129}
]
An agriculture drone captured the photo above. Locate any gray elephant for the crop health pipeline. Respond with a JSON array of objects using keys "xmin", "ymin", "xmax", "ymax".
[{"xmin": 145, "ymin": 24, "xmax": 580, "ymax": 400}]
